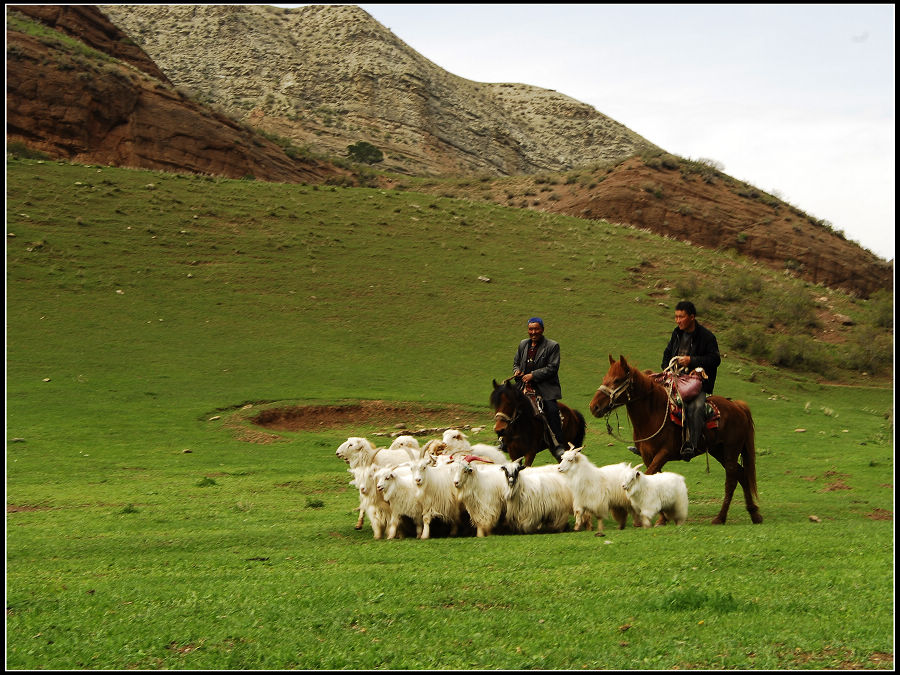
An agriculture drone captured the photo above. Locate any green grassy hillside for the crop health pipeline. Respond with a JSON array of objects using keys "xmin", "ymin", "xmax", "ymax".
[{"xmin": 6, "ymin": 158, "xmax": 893, "ymax": 669}]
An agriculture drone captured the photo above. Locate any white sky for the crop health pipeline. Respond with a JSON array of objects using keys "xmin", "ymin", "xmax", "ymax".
[{"xmin": 278, "ymin": 4, "xmax": 895, "ymax": 261}]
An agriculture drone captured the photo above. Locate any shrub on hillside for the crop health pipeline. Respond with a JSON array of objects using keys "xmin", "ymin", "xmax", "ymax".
[
  {"xmin": 846, "ymin": 328, "xmax": 893, "ymax": 374},
  {"xmin": 768, "ymin": 289, "xmax": 820, "ymax": 329},
  {"xmin": 346, "ymin": 141, "xmax": 383, "ymax": 164},
  {"xmin": 769, "ymin": 334, "xmax": 829, "ymax": 373},
  {"xmin": 728, "ymin": 325, "xmax": 769, "ymax": 360},
  {"xmin": 867, "ymin": 289, "xmax": 893, "ymax": 330}
]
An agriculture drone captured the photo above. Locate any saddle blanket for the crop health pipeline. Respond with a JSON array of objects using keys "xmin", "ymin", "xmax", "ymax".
[{"xmin": 668, "ymin": 398, "xmax": 720, "ymax": 429}]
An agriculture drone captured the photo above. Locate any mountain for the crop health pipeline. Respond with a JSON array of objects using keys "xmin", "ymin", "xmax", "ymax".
[
  {"xmin": 98, "ymin": 3, "xmax": 661, "ymax": 177},
  {"xmin": 6, "ymin": 4, "xmax": 891, "ymax": 297}
]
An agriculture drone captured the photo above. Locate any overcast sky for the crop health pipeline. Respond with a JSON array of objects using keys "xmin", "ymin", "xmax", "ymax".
[{"xmin": 282, "ymin": 4, "xmax": 895, "ymax": 261}]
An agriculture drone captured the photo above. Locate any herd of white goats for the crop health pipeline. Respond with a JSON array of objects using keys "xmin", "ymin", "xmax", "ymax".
[{"xmin": 336, "ymin": 429, "xmax": 689, "ymax": 539}]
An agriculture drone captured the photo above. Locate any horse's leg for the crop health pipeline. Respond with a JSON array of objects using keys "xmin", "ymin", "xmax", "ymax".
[
  {"xmin": 524, "ymin": 452, "xmax": 536, "ymax": 467},
  {"xmin": 735, "ymin": 463, "xmax": 764, "ymax": 524},
  {"xmin": 644, "ymin": 449, "xmax": 670, "ymax": 475},
  {"xmin": 712, "ymin": 466, "xmax": 738, "ymax": 525}
]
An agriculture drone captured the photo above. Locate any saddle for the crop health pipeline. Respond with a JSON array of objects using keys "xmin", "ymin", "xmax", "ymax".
[
  {"xmin": 521, "ymin": 382, "xmax": 565, "ymax": 446},
  {"xmin": 651, "ymin": 367, "xmax": 718, "ymax": 429},
  {"xmin": 521, "ymin": 382, "xmax": 544, "ymax": 417}
]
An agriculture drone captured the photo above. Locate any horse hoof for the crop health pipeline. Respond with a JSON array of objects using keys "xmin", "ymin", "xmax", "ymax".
[
  {"xmin": 711, "ymin": 517, "xmax": 725, "ymax": 525},
  {"xmin": 751, "ymin": 513, "xmax": 764, "ymax": 524}
]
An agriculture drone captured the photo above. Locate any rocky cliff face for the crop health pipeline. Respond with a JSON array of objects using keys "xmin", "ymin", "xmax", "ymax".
[
  {"xmin": 99, "ymin": 4, "xmax": 660, "ymax": 178},
  {"xmin": 6, "ymin": 5, "xmax": 350, "ymax": 184}
]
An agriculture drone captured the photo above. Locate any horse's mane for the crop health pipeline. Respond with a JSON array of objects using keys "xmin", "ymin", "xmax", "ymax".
[
  {"xmin": 490, "ymin": 380, "xmax": 526, "ymax": 410},
  {"xmin": 623, "ymin": 361, "xmax": 665, "ymax": 398}
]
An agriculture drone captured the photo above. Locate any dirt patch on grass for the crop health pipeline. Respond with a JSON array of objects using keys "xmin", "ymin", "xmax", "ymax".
[
  {"xmin": 865, "ymin": 508, "xmax": 892, "ymax": 521},
  {"xmin": 250, "ymin": 400, "xmax": 488, "ymax": 434},
  {"xmin": 6, "ymin": 504, "xmax": 52, "ymax": 513}
]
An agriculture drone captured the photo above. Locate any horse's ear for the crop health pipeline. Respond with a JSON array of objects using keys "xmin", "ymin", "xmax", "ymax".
[
  {"xmin": 492, "ymin": 379, "xmax": 499, "ymax": 388},
  {"xmin": 619, "ymin": 355, "xmax": 629, "ymax": 370},
  {"xmin": 608, "ymin": 354, "xmax": 615, "ymax": 365}
]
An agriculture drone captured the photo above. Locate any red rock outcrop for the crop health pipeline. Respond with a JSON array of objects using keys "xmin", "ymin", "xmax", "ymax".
[
  {"xmin": 9, "ymin": 4, "xmax": 171, "ymax": 83},
  {"xmin": 6, "ymin": 6, "xmax": 351, "ymax": 184}
]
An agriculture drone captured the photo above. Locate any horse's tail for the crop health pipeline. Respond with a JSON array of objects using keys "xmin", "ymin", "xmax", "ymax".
[{"xmin": 734, "ymin": 400, "xmax": 759, "ymax": 504}]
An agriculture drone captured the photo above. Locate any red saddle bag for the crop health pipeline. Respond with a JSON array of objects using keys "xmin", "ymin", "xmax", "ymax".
[{"xmin": 674, "ymin": 373, "xmax": 703, "ymax": 402}]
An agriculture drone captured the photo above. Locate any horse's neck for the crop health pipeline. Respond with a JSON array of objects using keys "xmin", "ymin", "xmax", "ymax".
[{"xmin": 625, "ymin": 372, "xmax": 667, "ymax": 433}]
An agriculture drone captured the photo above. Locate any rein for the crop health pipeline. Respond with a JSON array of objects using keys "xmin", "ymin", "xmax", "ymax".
[
  {"xmin": 493, "ymin": 377, "xmax": 524, "ymax": 428},
  {"xmin": 597, "ymin": 371, "xmax": 670, "ymax": 444}
]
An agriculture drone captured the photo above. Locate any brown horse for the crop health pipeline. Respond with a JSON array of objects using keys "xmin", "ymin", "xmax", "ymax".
[
  {"xmin": 490, "ymin": 379, "xmax": 587, "ymax": 467},
  {"xmin": 589, "ymin": 355, "xmax": 762, "ymax": 525}
]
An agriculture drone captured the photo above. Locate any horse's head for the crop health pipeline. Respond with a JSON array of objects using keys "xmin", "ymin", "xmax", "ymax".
[
  {"xmin": 490, "ymin": 378, "xmax": 522, "ymax": 440},
  {"xmin": 589, "ymin": 355, "xmax": 634, "ymax": 418}
]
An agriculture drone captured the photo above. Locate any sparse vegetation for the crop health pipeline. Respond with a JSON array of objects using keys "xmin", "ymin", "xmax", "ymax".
[{"xmin": 346, "ymin": 140, "xmax": 384, "ymax": 165}]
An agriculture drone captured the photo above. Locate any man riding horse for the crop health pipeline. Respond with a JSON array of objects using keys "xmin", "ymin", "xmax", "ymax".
[
  {"xmin": 661, "ymin": 301, "xmax": 721, "ymax": 461},
  {"xmin": 512, "ymin": 317, "xmax": 568, "ymax": 460}
]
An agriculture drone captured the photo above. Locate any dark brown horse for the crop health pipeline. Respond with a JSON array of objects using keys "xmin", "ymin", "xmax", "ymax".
[
  {"xmin": 490, "ymin": 379, "xmax": 587, "ymax": 467},
  {"xmin": 589, "ymin": 355, "xmax": 762, "ymax": 525}
]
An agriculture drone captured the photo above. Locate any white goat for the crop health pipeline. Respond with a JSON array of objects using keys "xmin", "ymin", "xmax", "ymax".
[
  {"xmin": 349, "ymin": 464, "xmax": 390, "ymax": 539},
  {"xmin": 389, "ymin": 435, "xmax": 422, "ymax": 456},
  {"xmin": 441, "ymin": 429, "xmax": 508, "ymax": 464},
  {"xmin": 622, "ymin": 468, "xmax": 689, "ymax": 528},
  {"xmin": 450, "ymin": 457, "xmax": 508, "ymax": 537},
  {"xmin": 411, "ymin": 453, "xmax": 467, "ymax": 539},
  {"xmin": 501, "ymin": 459, "xmax": 573, "ymax": 534},
  {"xmin": 374, "ymin": 463, "xmax": 423, "ymax": 539},
  {"xmin": 336, "ymin": 436, "xmax": 416, "ymax": 529},
  {"xmin": 336, "ymin": 436, "xmax": 416, "ymax": 469},
  {"xmin": 556, "ymin": 449, "xmax": 637, "ymax": 536}
]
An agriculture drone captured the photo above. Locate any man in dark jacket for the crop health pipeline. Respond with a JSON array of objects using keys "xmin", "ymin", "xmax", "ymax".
[
  {"xmin": 513, "ymin": 317, "xmax": 568, "ymax": 460},
  {"xmin": 662, "ymin": 301, "xmax": 721, "ymax": 460}
]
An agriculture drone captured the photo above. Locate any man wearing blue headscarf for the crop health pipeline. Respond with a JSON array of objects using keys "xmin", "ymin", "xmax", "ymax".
[{"xmin": 513, "ymin": 317, "xmax": 568, "ymax": 460}]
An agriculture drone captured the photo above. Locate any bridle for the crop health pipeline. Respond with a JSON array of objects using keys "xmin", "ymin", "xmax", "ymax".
[
  {"xmin": 493, "ymin": 383, "xmax": 525, "ymax": 441},
  {"xmin": 595, "ymin": 369, "xmax": 669, "ymax": 444},
  {"xmin": 493, "ymin": 409, "xmax": 518, "ymax": 426},
  {"xmin": 595, "ymin": 371, "xmax": 634, "ymax": 411}
]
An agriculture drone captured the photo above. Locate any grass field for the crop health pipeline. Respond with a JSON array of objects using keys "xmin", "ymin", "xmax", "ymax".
[{"xmin": 6, "ymin": 158, "xmax": 893, "ymax": 669}]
